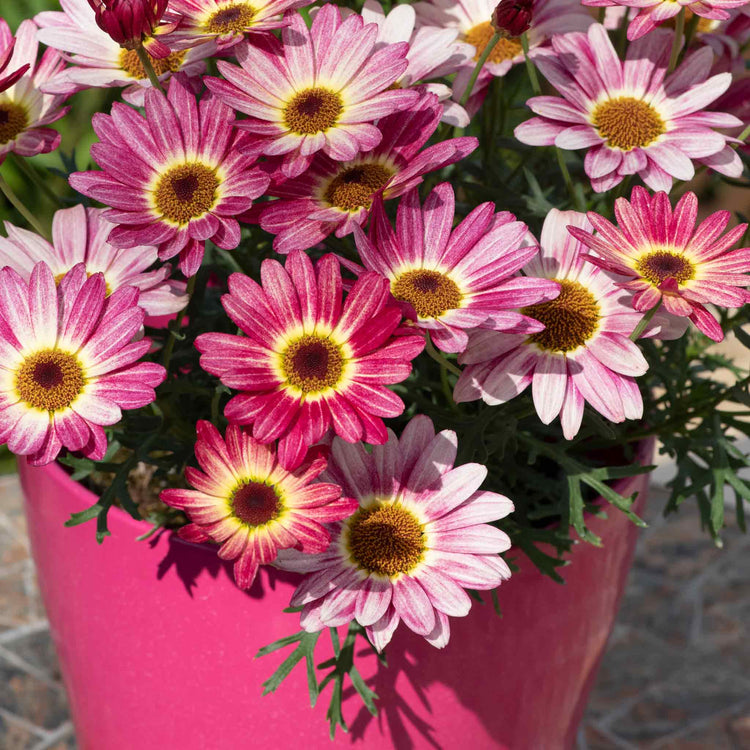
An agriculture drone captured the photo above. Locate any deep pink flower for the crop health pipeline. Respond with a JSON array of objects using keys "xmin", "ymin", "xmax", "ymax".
[
  {"xmin": 349, "ymin": 183, "xmax": 560, "ymax": 352},
  {"xmin": 0, "ymin": 205, "xmax": 188, "ymax": 318},
  {"xmin": 69, "ymin": 76, "xmax": 270, "ymax": 277},
  {"xmin": 256, "ymin": 93, "xmax": 477, "ymax": 253},
  {"xmin": 569, "ymin": 187, "xmax": 750, "ymax": 342},
  {"xmin": 0, "ymin": 262, "xmax": 165, "ymax": 466},
  {"xmin": 275, "ymin": 415, "xmax": 514, "ymax": 651},
  {"xmin": 195, "ymin": 251, "xmax": 425, "ymax": 471},
  {"xmin": 455, "ymin": 210, "xmax": 653, "ymax": 438},
  {"xmin": 88, "ymin": 0, "xmax": 176, "ymax": 58},
  {"xmin": 0, "ymin": 20, "xmax": 69, "ymax": 166},
  {"xmin": 515, "ymin": 25, "xmax": 744, "ymax": 192},
  {"xmin": 204, "ymin": 4, "xmax": 419, "ymax": 178},
  {"xmin": 160, "ymin": 421, "xmax": 358, "ymax": 590}
]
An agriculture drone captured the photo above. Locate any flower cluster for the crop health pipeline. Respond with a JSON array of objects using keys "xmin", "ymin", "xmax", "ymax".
[{"xmin": 0, "ymin": 0, "xmax": 748, "ymax": 730}]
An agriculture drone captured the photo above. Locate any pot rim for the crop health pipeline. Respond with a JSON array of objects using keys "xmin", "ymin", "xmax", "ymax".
[{"xmin": 28, "ymin": 435, "xmax": 656, "ymax": 560}]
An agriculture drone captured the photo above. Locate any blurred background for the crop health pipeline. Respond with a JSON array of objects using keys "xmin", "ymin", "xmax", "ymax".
[{"xmin": 0, "ymin": 3, "xmax": 749, "ymax": 749}]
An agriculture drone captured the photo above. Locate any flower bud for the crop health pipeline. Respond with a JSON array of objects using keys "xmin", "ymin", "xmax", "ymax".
[
  {"xmin": 491, "ymin": 0, "xmax": 533, "ymax": 37},
  {"xmin": 87, "ymin": 0, "xmax": 173, "ymax": 56}
]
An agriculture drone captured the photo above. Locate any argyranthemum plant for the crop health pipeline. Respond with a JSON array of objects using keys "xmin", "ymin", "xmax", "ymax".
[
  {"xmin": 69, "ymin": 75, "xmax": 270, "ymax": 277},
  {"xmin": 515, "ymin": 25, "xmax": 744, "ymax": 191},
  {"xmin": 0, "ymin": 205, "xmax": 187, "ymax": 317},
  {"xmin": 160, "ymin": 421, "xmax": 358, "ymax": 589},
  {"xmin": 569, "ymin": 187, "xmax": 750, "ymax": 341},
  {"xmin": 204, "ymin": 3, "xmax": 419, "ymax": 178},
  {"xmin": 195, "ymin": 251, "xmax": 425, "ymax": 470},
  {"xmin": 1, "ymin": 0, "xmax": 749, "ymax": 741},
  {"xmin": 0, "ymin": 262, "xmax": 164, "ymax": 465},
  {"xmin": 276, "ymin": 415, "xmax": 514, "ymax": 651}
]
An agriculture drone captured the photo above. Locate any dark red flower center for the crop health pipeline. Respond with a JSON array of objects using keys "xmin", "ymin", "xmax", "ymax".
[
  {"xmin": 346, "ymin": 503, "xmax": 425, "ymax": 577},
  {"xmin": 283, "ymin": 87, "xmax": 343, "ymax": 135},
  {"xmin": 16, "ymin": 350, "xmax": 86, "ymax": 411},
  {"xmin": 635, "ymin": 250, "xmax": 695, "ymax": 287},
  {"xmin": 523, "ymin": 279, "xmax": 600, "ymax": 353},
  {"xmin": 0, "ymin": 102, "xmax": 28, "ymax": 145},
  {"xmin": 231, "ymin": 481, "xmax": 281, "ymax": 527},
  {"xmin": 392, "ymin": 269, "xmax": 462, "ymax": 319},
  {"xmin": 323, "ymin": 163, "xmax": 394, "ymax": 211},
  {"xmin": 282, "ymin": 335, "xmax": 344, "ymax": 393}
]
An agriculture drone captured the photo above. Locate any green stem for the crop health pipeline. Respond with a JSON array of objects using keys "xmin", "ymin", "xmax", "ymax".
[
  {"xmin": 616, "ymin": 10, "xmax": 629, "ymax": 57},
  {"xmin": 667, "ymin": 9, "xmax": 685, "ymax": 74},
  {"xmin": 0, "ymin": 174, "xmax": 50, "ymax": 239},
  {"xmin": 162, "ymin": 274, "xmax": 197, "ymax": 371},
  {"xmin": 597, "ymin": 7, "xmax": 606, "ymax": 24},
  {"xmin": 459, "ymin": 32, "xmax": 501, "ymax": 107},
  {"xmin": 555, "ymin": 148, "xmax": 584, "ymax": 212},
  {"xmin": 735, "ymin": 123, "xmax": 750, "ymax": 146},
  {"xmin": 10, "ymin": 154, "xmax": 65, "ymax": 208},
  {"xmin": 630, "ymin": 301, "xmax": 661, "ymax": 341},
  {"xmin": 424, "ymin": 334, "xmax": 462, "ymax": 378},
  {"xmin": 135, "ymin": 46, "xmax": 165, "ymax": 93},
  {"xmin": 520, "ymin": 33, "xmax": 541, "ymax": 96}
]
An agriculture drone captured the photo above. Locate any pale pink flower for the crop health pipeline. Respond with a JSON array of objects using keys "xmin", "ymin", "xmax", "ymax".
[{"xmin": 276, "ymin": 416, "xmax": 514, "ymax": 651}]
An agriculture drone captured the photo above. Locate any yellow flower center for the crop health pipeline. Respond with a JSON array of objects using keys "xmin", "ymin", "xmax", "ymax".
[
  {"xmin": 322, "ymin": 163, "xmax": 394, "ymax": 211},
  {"xmin": 465, "ymin": 21, "xmax": 522, "ymax": 64},
  {"xmin": 392, "ymin": 269, "xmax": 463, "ymax": 319},
  {"xmin": 153, "ymin": 162, "xmax": 219, "ymax": 225},
  {"xmin": 523, "ymin": 279, "xmax": 600, "ymax": 353},
  {"xmin": 0, "ymin": 101, "xmax": 29, "ymax": 145},
  {"xmin": 16, "ymin": 350, "xmax": 86, "ymax": 412},
  {"xmin": 635, "ymin": 250, "xmax": 695, "ymax": 287},
  {"xmin": 592, "ymin": 97, "xmax": 665, "ymax": 151},
  {"xmin": 205, "ymin": 2, "xmax": 256, "ymax": 33},
  {"xmin": 281, "ymin": 334, "xmax": 345, "ymax": 394},
  {"xmin": 119, "ymin": 49, "xmax": 186, "ymax": 79},
  {"xmin": 283, "ymin": 87, "xmax": 343, "ymax": 135},
  {"xmin": 346, "ymin": 502, "xmax": 425, "ymax": 578},
  {"xmin": 230, "ymin": 481, "xmax": 281, "ymax": 527}
]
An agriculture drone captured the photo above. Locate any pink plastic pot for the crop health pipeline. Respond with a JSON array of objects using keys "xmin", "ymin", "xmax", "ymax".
[{"xmin": 19, "ymin": 439, "xmax": 654, "ymax": 750}]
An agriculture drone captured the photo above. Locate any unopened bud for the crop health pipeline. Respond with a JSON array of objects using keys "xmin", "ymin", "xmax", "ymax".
[
  {"xmin": 491, "ymin": 0, "xmax": 533, "ymax": 37},
  {"xmin": 87, "ymin": 0, "xmax": 174, "ymax": 57}
]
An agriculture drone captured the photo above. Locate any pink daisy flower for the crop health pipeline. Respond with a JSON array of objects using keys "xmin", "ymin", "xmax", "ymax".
[
  {"xmin": 582, "ymin": 0, "xmax": 749, "ymax": 41},
  {"xmin": 160, "ymin": 421, "xmax": 358, "ymax": 590},
  {"xmin": 35, "ymin": 0, "xmax": 215, "ymax": 106},
  {"xmin": 164, "ymin": 0, "xmax": 315, "ymax": 51},
  {"xmin": 69, "ymin": 76, "xmax": 270, "ymax": 278},
  {"xmin": 340, "ymin": 0, "xmax": 474, "ymax": 126},
  {"xmin": 275, "ymin": 415, "xmax": 514, "ymax": 652},
  {"xmin": 0, "ymin": 262, "xmax": 165, "ymax": 466},
  {"xmin": 195, "ymin": 251, "xmax": 425, "ymax": 472},
  {"xmin": 257, "ymin": 92, "xmax": 478, "ymax": 254},
  {"xmin": 0, "ymin": 205, "xmax": 187, "ymax": 318},
  {"xmin": 0, "ymin": 19, "xmax": 69, "ymax": 165},
  {"xmin": 514, "ymin": 25, "xmax": 744, "ymax": 193},
  {"xmin": 568, "ymin": 187, "xmax": 750, "ymax": 342},
  {"xmin": 455, "ymin": 210, "xmax": 650, "ymax": 439},
  {"xmin": 349, "ymin": 183, "xmax": 561, "ymax": 353},
  {"xmin": 204, "ymin": 4, "xmax": 419, "ymax": 179}
]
